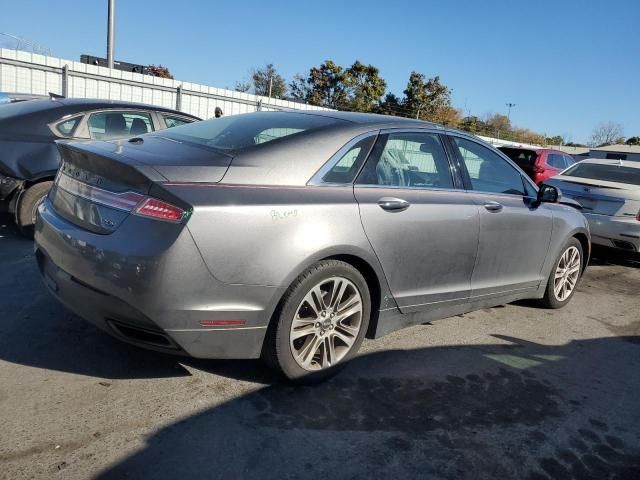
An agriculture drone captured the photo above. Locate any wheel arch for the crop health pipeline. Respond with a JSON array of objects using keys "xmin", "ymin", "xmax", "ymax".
[{"xmin": 572, "ymin": 231, "xmax": 590, "ymax": 273}]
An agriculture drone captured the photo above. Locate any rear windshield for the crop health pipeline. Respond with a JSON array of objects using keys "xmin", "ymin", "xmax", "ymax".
[
  {"xmin": 499, "ymin": 147, "xmax": 538, "ymax": 167},
  {"xmin": 562, "ymin": 163, "xmax": 640, "ymax": 186},
  {"xmin": 156, "ymin": 111, "xmax": 346, "ymax": 151}
]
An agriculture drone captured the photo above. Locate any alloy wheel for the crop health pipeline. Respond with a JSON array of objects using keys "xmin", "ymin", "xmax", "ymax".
[
  {"xmin": 289, "ymin": 276, "xmax": 363, "ymax": 371},
  {"xmin": 553, "ymin": 246, "xmax": 581, "ymax": 301}
]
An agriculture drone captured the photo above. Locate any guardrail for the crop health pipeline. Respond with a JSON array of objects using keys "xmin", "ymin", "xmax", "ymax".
[{"xmin": 0, "ymin": 48, "xmax": 329, "ymax": 118}]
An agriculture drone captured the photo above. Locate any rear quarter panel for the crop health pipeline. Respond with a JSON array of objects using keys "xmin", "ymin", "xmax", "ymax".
[{"xmin": 174, "ymin": 184, "xmax": 395, "ymax": 306}]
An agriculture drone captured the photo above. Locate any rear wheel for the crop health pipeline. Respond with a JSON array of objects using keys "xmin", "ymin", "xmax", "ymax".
[
  {"xmin": 540, "ymin": 238, "xmax": 583, "ymax": 308},
  {"xmin": 16, "ymin": 181, "xmax": 52, "ymax": 238},
  {"xmin": 263, "ymin": 260, "xmax": 370, "ymax": 383}
]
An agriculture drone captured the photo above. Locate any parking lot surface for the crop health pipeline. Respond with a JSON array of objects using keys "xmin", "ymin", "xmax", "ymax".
[{"xmin": 1, "ymin": 215, "xmax": 639, "ymax": 480}]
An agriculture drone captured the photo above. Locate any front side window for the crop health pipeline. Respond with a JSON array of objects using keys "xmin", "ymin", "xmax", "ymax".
[
  {"xmin": 453, "ymin": 137, "xmax": 525, "ymax": 195},
  {"xmin": 322, "ymin": 135, "xmax": 376, "ymax": 184},
  {"xmin": 357, "ymin": 132, "xmax": 453, "ymax": 189},
  {"xmin": 88, "ymin": 111, "xmax": 154, "ymax": 140}
]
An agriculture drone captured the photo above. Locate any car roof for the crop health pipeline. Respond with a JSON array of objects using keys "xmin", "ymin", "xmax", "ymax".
[{"xmin": 1, "ymin": 97, "xmax": 200, "ymax": 119}]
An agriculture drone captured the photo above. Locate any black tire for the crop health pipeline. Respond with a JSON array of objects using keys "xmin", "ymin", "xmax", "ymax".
[
  {"xmin": 539, "ymin": 237, "xmax": 584, "ymax": 309},
  {"xmin": 16, "ymin": 181, "xmax": 52, "ymax": 238},
  {"xmin": 263, "ymin": 260, "xmax": 371, "ymax": 384}
]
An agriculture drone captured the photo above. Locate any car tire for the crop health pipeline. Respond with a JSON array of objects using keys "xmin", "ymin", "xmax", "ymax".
[
  {"xmin": 263, "ymin": 260, "xmax": 371, "ymax": 384},
  {"xmin": 16, "ymin": 181, "xmax": 52, "ymax": 238},
  {"xmin": 539, "ymin": 237, "xmax": 584, "ymax": 309}
]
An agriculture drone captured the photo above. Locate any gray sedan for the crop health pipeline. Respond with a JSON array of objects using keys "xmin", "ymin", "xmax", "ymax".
[
  {"xmin": 545, "ymin": 159, "xmax": 640, "ymax": 253},
  {"xmin": 34, "ymin": 111, "xmax": 590, "ymax": 382}
]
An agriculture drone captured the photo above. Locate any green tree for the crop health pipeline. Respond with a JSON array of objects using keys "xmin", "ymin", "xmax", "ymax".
[
  {"xmin": 343, "ymin": 61, "xmax": 387, "ymax": 112},
  {"xmin": 403, "ymin": 72, "xmax": 452, "ymax": 121},
  {"xmin": 625, "ymin": 136, "xmax": 640, "ymax": 145},
  {"xmin": 484, "ymin": 113, "xmax": 512, "ymax": 135},
  {"xmin": 545, "ymin": 135, "xmax": 565, "ymax": 145},
  {"xmin": 377, "ymin": 93, "xmax": 403, "ymax": 116},
  {"xmin": 288, "ymin": 73, "xmax": 310, "ymax": 102},
  {"xmin": 306, "ymin": 60, "xmax": 348, "ymax": 109},
  {"xmin": 459, "ymin": 116, "xmax": 486, "ymax": 134},
  {"xmin": 251, "ymin": 64, "xmax": 287, "ymax": 98}
]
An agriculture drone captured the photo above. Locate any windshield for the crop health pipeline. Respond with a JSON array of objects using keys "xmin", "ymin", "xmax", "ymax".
[
  {"xmin": 562, "ymin": 162, "xmax": 640, "ymax": 186},
  {"xmin": 156, "ymin": 111, "xmax": 347, "ymax": 151}
]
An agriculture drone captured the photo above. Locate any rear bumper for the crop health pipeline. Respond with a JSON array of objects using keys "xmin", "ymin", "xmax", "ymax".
[
  {"xmin": 584, "ymin": 213, "xmax": 640, "ymax": 252},
  {"xmin": 34, "ymin": 199, "xmax": 285, "ymax": 359}
]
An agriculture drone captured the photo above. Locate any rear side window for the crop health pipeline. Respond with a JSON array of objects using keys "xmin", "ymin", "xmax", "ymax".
[
  {"xmin": 157, "ymin": 111, "xmax": 346, "ymax": 152},
  {"xmin": 162, "ymin": 115, "xmax": 193, "ymax": 129},
  {"xmin": 322, "ymin": 136, "xmax": 376, "ymax": 184},
  {"xmin": 55, "ymin": 117, "xmax": 81, "ymax": 137},
  {"xmin": 357, "ymin": 132, "xmax": 453, "ymax": 189},
  {"xmin": 88, "ymin": 111, "xmax": 154, "ymax": 140},
  {"xmin": 564, "ymin": 155, "xmax": 576, "ymax": 167},
  {"xmin": 547, "ymin": 153, "xmax": 566, "ymax": 169}
]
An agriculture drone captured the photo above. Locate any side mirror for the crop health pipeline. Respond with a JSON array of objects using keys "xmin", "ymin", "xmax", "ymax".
[{"xmin": 537, "ymin": 184, "xmax": 559, "ymax": 203}]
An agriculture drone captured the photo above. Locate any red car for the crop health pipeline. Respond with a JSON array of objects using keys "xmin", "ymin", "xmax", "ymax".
[{"xmin": 499, "ymin": 147, "xmax": 577, "ymax": 185}]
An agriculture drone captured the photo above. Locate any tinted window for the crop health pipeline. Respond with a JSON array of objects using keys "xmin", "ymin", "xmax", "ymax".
[
  {"xmin": 55, "ymin": 117, "xmax": 81, "ymax": 136},
  {"xmin": 564, "ymin": 155, "xmax": 576, "ymax": 167},
  {"xmin": 88, "ymin": 111, "xmax": 154, "ymax": 140},
  {"xmin": 163, "ymin": 115, "xmax": 193, "ymax": 129},
  {"xmin": 357, "ymin": 132, "xmax": 453, "ymax": 189},
  {"xmin": 454, "ymin": 137, "xmax": 525, "ymax": 195},
  {"xmin": 322, "ymin": 136, "xmax": 375, "ymax": 184},
  {"xmin": 562, "ymin": 163, "xmax": 640, "ymax": 186},
  {"xmin": 605, "ymin": 153, "xmax": 627, "ymax": 160},
  {"xmin": 547, "ymin": 154, "xmax": 566, "ymax": 169},
  {"xmin": 158, "ymin": 112, "xmax": 346, "ymax": 152},
  {"xmin": 499, "ymin": 147, "xmax": 537, "ymax": 168}
]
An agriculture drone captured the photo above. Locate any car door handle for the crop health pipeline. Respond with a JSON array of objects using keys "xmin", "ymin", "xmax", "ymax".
[
  {"xmin": 483, "ymin": 201, "xmax": 503, "ymax": 212},
  {"xmin": 378, "ymin": 197, "xmax": 410, "ymax": 212}
]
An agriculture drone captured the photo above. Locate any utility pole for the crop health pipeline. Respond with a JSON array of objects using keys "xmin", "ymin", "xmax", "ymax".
[
  {"xmin": 505, "ymin": 102, "xmax": 516, "ymax": 121},
  {"xmin": 107, "ymin": 0, "xmax": 115, "ymax": 69},
  {"xmin": 268, "ymin": 75, "xmax": 273, "ymax": 98}
]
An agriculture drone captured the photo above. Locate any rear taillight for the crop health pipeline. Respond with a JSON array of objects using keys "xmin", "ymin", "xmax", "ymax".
[
  {"xmin": 134, "ymin": 198, "xmax": 185, "ymax": 222},
  {"xmin": 57, "ymin": 172, "xmax": 186, "ymax": 223}
]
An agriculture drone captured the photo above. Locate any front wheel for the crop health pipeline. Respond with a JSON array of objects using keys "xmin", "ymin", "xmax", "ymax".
[
  {"xmin": 263, "ymin": 260, "xmax": 371, "ymax": 384},
  {"xmin": 16, "ymin": 181, "xmax": 53, "ymax": 238},
  {"xmin": 539, "ymin": 238, "xmax": 584, "ymax": 308}
]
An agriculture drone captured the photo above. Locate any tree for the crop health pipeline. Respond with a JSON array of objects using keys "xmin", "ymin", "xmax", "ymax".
[
  {"xmin": 432, "ymin": 106, "xmax": 462, "ymax": 127},
  {"xmin": 306, "ymin": 60, "xmax": 348, "ymax": 109},
  {"xmin": 147, "ymin": 64, "xmax": 173, "ymax": 79},
  {"xmin": 625, "ymin": 136, "xmax": 640, "ymax": 145},
  {"xmin": 343, "ymin": 61, "xmax": 386, "ymax": 112},
  {"xmin": 484, "ymin": 113, "xmax": 512, "ymax": 134},
  {"xmin": 251, "ymin": 64, "xmax": 287, "ymax": 98},
  {"xmin": 459, "ymin": 116, "xmax": 486, "ymax": 134},
  {"xmin": 234, "ymin": 81, "xmax": 251, "ymax": 93},
  {"xmin": 403, "ymin": 72, "xmax": 452, "ymax": 122},
  {"xmin": 590, "ymin": 122, "xmax": 624, "ymax": 147},
  {"xmin": 545, "ymin": 135, "xmax": 565, "ymax": 146},
  {"xmin": 377, "ymin": 93, "xmax": 403, "ymax": 116},
  {"xmin": 288, "ymin": 73, "xmax": 310, "ymax": 102}
]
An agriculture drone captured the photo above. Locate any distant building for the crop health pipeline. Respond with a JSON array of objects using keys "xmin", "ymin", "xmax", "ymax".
[{"xmin": 587, "ymin": 144, "xmax": 640, "ymax": 162}]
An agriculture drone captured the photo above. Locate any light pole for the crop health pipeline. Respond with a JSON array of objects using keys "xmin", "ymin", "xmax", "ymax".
[
  {"xmin": 107, "ymin": 0, "xmax": 115, "ymax": 69},
  {"xmin": 506, "ymin": 102, "xmax": 516, "ymax": 121}
]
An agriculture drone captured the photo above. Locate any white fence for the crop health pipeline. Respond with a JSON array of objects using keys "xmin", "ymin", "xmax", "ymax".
[{"xmin": 0, "ymin": 48, "xmax": 329, "ymax": 119}]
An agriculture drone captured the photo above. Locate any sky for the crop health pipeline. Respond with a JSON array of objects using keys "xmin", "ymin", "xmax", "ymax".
[{"xmin": 1, "ymin": 0, "xmax": 639, "ymax": 143}]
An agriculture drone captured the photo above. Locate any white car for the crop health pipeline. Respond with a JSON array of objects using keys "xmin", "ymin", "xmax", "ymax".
[{"xmin": 546, "ymin": 159, "xmax": 640, "ymax": 253}]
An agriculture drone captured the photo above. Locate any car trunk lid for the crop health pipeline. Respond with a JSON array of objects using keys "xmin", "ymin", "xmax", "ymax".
[
  {"xmin": 551, "ymin": 176, "xmax": 640, "ymax": 217},
  {"xmin": 50, "ymin": 138, "xmax": 232, "ymax": 234}
]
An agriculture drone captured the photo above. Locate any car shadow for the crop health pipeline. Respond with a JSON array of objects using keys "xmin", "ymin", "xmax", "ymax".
[
  {"xmin": 589, "ymin": 246, "xmax": 640, "ymax": 268},
  {"xmin": 93, "ymin": 335, "xmax": 640, "ymax": 480}
]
